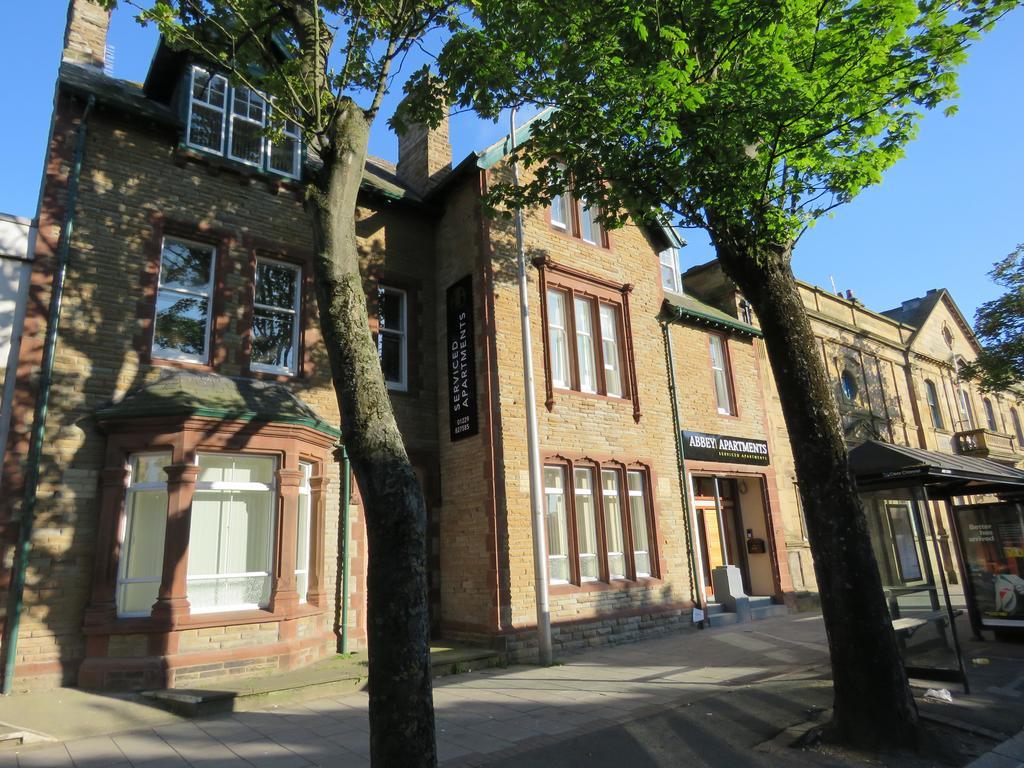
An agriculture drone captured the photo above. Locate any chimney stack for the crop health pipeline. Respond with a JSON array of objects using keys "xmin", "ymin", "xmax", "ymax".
[
  {"xmin": 396, "ymin": 105, "xmax": 452, "ymax": 196},
  {"xmin": 63, "ymin": 0, "xmax": 112, "ymax": 71}
]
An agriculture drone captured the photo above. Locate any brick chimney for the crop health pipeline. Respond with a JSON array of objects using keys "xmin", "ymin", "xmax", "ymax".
[
  {"xmin": 63, "ymin": 0, "xmax": 112, "ymax": 70},
  {"xmin": 396, "ymin": 107, "xmax": 452, "ymax": 196}
]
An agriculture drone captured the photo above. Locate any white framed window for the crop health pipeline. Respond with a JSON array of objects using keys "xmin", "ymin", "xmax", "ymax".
[
  {"xmin": 544, "ymin": 466, "xmax": 570, "ymax": 584},
  {"xmin": 547, "ymin": 289, "xmax": 571, "ymax": 389},
  {"xmin": 984, "ymin": 398, "xmax": 997, "ymax": 431},
  {"xmin": 574, "ymin": 296, "xmax": 597, "ymax": 393},
  {"xmin": 627, "ymin": 471, "xmax": 651, "ymax": 577},
  {"xmin": 574, "ymin": 468, "xmax": 600, "ymax": 581},
  {"xmin": 116, "ymin": 453, "xmax": 170, "ymax": 618},
  {"xmin": 602, "ymin": 469, "xmax": 626, "ymax": 579},
  {"xmin": 550, "ymin": 190, "xmax": 569, "ymax": 229},
  {"xmin": 187, "ymin": 67, "xmax": 227, "ymax": 154},
  {"xmin": 659, "ymin": 248, "xmax": 680, "ymax": 293},
  {"xmin": 187, "ymin": 454, "xmax": 276, "ymax": 613},
  {"xmin": 228, "ymin": 86, "xmax": 267, "ymax": 167},
  {"xmin": 186, "ymin": 65, "xmax": 301, "ymax": 179},
  {"xmin": 252, "ymin": 257, "xmax": 301, "ymax": 375},
  {"xmin": 295, "ymin": 462, "xmax": 313, "ymax": 604},
  {"xmin": 153, "ymin": 237, "xmax": 216, "ymax": 363},
  {"xmin": 376, "ymin": 286, "xmax": 408, "ymax": 391},
  {"xmin": 709, "ymin": 334, "xmax": 734, "ymax": 415},
  {"xmin": 578, "ymin": 198, "xmax": 601, "ymax": 245},
  {"xmin": 268, "ymin": 118, "xmax": 302, "ymax": 178},
  {"xmin": 599, "ymin": 303, "xmax": 623, "ymax": 397}
]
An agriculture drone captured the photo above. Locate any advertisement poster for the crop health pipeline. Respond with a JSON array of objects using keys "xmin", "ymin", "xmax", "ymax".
[{"xmin": 955, "ymin": 503, "xmax": 1024, "ymax": 629}]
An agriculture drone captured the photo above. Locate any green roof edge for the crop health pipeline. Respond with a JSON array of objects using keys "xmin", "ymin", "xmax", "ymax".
[
  {"xmin": 94, "ymin": 405, "xmax": 343, "ymax": 439},
  {"xmin": 661, "ymin": 299, "xmax": 762, "ymax": 338}
]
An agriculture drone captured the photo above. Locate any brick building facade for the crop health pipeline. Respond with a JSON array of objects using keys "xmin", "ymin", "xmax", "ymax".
[{"xmin": 0, "ymin": 0, "xmax": 1014, "ymax": 692}]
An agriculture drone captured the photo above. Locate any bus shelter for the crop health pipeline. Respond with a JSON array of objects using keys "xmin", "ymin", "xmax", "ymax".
[{"xmin": 848, "ymin": 440, "xmax": 1024, "ymax": 691}]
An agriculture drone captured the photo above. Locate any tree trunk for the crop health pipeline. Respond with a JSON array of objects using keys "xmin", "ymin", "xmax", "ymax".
[
  {"xmin": 305, "ymin": 105, "xmax": 437, "ymax": 767},
  {"xmin": 713, "ymin": 236, "xmax": 919, "ymax": 749}
]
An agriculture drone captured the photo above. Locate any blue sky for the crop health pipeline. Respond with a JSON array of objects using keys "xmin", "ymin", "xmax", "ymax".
[{"xmin": 2, "ymin": 5, "xmax": 1021, "ymax": 324}]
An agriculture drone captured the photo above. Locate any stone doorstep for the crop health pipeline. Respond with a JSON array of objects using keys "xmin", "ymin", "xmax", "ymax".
[
  {"xmin": 141, "ymin": 645, "xmax": 503, "ymax": 718},
  {"xmin": 0, "ymin": 722, "xmax": 56, "ymax": 750}
]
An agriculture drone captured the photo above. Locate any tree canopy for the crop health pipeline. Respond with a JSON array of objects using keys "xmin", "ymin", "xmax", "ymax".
[
  {"xmin": 963, "ymin": 244, "xmax": 1024, "ymax": 392},
  {"xmin": 414, "ymin": 0, "xmax": 1014, "ymax": 252}
]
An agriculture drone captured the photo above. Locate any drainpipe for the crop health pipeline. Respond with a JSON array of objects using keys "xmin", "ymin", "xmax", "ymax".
[
  {"xmin": 338, "ymin": 445, "xmax": 352, "ymax": 654},
  {"xmin": 508, "ymin": 107, "xmax": 552, "ymax": 665},
  {"xmin": 2, "ymin": 94, "xmax": 95, "ymax": 695},
  {"xmin": 660, "ymin": 317, "xmax": 704, "ymax": 623}
]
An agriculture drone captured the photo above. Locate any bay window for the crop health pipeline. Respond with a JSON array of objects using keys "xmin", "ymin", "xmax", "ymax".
[
  {"xmin": 116, "ymin": 453, "xmax": 170, "ymax": 617},
  {"xmin": 187, "ymin": 455, "xmax": 275, "ymax": 613},
  {"xmin": 252, "ymin": 257, "xmax": 302, "ymax": 375},
  {"xmin": 296, "ymin": 462, "xmax": 313, "ymax": 603},
  {"xmin": 186, "ymin": 65, "xmax": 302, "ymax": 179},
  {"xmin": 547, "ymin": 290, "xmax": 571, "ymax": 389},
  {"xmin": 543, "ymin": 459, "xmax": 657, "ymax": 586},
  {"xmin": 574, "ymin": 296, "xmax": 597, "ymax": 393},
  {"xmin": 153, "ymin": 237, "xmax": 216, "ymax": 363}
]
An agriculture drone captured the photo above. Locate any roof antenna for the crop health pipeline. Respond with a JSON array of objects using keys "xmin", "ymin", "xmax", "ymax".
[{"xmin": 829, "ymin": 275, "xmax": 839, "ymax": 295}]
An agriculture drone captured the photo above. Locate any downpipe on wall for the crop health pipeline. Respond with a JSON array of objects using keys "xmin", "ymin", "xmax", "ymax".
[{"xmin": 2, "ymin": 94, "xmax": 95, "ymax": 695}]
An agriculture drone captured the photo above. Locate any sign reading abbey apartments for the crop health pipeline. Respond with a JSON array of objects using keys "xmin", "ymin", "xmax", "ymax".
[{"xmin": 682, "ymin": 430, "xmax": 770, "ymax": 466}]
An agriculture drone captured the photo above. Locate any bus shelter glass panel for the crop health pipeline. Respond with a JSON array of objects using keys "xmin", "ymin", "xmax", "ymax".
[{"xmin": 860, "ymin": 488, "xmax": 961, "ymax": 677}]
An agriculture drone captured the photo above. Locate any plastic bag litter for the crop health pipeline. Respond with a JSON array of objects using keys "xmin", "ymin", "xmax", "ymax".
[
  {"xmin": 972, "ymin": 657, "xmax": 990, "ymax": 665},
  {"xmin": 923, "ymin": 688, "xmax": 953, "ymax": 703}
]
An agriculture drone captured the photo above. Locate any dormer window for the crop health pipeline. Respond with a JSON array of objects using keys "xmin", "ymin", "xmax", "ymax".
[{"xmin": 186, "ymin": 65, "xmax": 302, "ymax": 180}]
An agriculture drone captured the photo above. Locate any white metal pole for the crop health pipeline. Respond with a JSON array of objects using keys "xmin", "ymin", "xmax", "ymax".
[{"xmin": 509, "ymin": 107, "xmax": 553, "ymax": 665}]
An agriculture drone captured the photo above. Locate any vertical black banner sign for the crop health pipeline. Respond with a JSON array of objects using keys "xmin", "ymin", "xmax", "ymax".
[{"xmin": 447, "ymin": 275, "xmax": 478, "ymax": 441}]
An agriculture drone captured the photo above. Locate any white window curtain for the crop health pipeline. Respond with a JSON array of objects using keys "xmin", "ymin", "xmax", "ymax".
[
  {"xmin": 187, "ymin": 455, "xmax": 276, "ymax": 612},
  {"xmin": 574, "ymin": 296, "xmax": 597, "ymax": 393},
  {"xmin": 116, "ymin": 453, "xmax": 170, "ymax": 617},
  {"xmin": 544, "ymin": 466, "xmax": 570, "ymax": 584},
  {"xmin": 547, "ymin": 290, "xmax": 571, "ymax": 389},
  {"xmin": 627, "ymin": 471, "xmax": 651, "ymax": 577},
  {"xmin": 599, "ymin": 303, "xmax": 623, "ymax": 397},
  {"xmin": 602, "ymin": 469, "xmax": 626, "ymax": 579},
  {"xmin": 574, "ymin": 468, "xmax": 600, "ymax": 581},
  {"xmin": 709, "ymin": 335, "xmax": 733, "ymax": 415}
]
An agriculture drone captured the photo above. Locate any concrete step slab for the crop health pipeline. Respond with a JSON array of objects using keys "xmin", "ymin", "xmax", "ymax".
[
  {"xmin": 751, "ymin": 605, "xmax": 790, "ymax": 621},
  {"xmin": 707, "ymin": 612, "xmax": 739, "ymax": 628},
  {"xmin": 142, "ymin": 645, "xmax": 502, "ymax": 718}
]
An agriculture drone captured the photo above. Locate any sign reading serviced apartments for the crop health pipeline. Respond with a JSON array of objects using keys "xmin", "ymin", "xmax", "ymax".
[
  {"xmin": 446, "ymin": 275, "xmax": 479, "ymax": 442},
  {"xmin": 682, "ymin": 430, "xmax": 770, "ymax": 466}
]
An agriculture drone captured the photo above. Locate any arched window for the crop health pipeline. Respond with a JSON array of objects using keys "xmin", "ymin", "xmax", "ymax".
[
  {"xmin": 924, "ymin": 380, "xmax": 943, "ymax": 429},
  {"xmin": 955, "ymin": 361, "xmax": 975, "ymax": 429},
  {"xmin": 1012, "ymin": 408, "xmax": 1024, "ymax": 445},
  {"xmin": 983, "ymin": 398, "xmax": 997, "ymax": 431},
  {"xmin": 840, "ymin": 370, "xmax": 858, "ymax": 402}
]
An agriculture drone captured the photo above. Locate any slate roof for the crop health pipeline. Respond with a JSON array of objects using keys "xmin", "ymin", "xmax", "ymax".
[
  {"xmin": 880, "ymin": 289, "xmax": 945, "ymax": 328},
  {"xmin": 95, "ymin": 370, "xmax": 341, "ymax": 438}
]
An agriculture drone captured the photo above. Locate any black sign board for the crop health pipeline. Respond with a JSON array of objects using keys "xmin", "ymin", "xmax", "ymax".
[
  {"xmin": 447, "ymin": 275, "xmax": 478, "ymax": 441},
  {"xmin": 681, "ymin": 430, "xmax": 769, "ymax": 466}
]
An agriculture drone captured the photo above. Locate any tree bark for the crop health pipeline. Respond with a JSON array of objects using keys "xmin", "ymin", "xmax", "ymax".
[
  {"xmin": 305, "ymin": 104, "xmax": 437, "ymax": 767},
  {"xmin": 712, "ymin": 234, "xmax": 919, "ymax": 749}
]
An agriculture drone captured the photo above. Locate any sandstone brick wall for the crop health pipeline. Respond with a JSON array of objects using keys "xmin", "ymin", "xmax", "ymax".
[
  {"xmin": 481, "ymin": 161, "xmax": 697, "ymax": 651},
  {"xmin": 1, "ymin": 85, "xmax": 437, "ymax": 686}
]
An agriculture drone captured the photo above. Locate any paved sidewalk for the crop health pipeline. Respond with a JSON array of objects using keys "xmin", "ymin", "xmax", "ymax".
[{"xmin": 0, "ymin": 614, "xmax": 832, "ymax": 767}]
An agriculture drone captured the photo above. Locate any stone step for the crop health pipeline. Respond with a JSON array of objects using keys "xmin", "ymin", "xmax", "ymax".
[
  {"xmin": 747, "ymin": 596, "xmax": 775, "ymax": 609},
  {"xmin": 707, "ymin": 611, "xmax": 739, "ymax": 628},
  {"xmin": 142, "ymin": 645, "xmax": 502, "ymax": 718},
  {"xmin": 751, "ymin": 604, "xmax": 790, "ymax": 621},
  {"xmin": 705, "ymin": 602, "xmax": 725, "ymax": 615}
]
